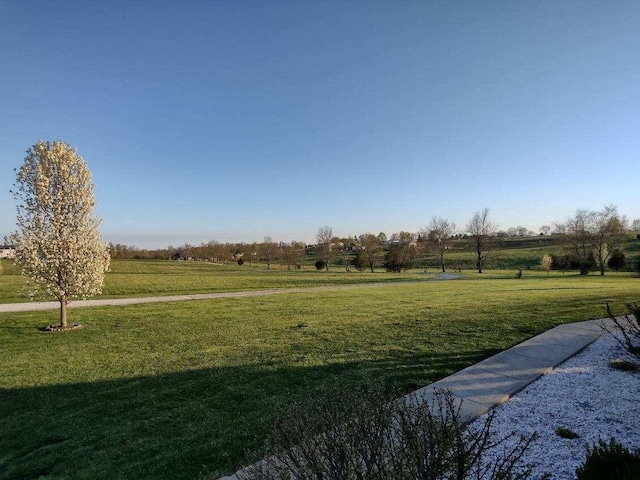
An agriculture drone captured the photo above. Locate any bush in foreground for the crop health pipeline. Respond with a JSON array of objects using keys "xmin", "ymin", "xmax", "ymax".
[
  {"xmin": 604, "ymin": 303, "xmax": 640, "ymax": 363},
  {"xmin": 239, "ymin": 385, "xmax": 535, "ymax": 480},
  {"xmin": 576, "ymin": 438, "xmax": 640, "ymax": 480}
]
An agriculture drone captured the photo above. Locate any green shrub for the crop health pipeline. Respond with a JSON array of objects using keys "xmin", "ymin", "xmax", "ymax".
[
  {"xmin": 576, "ymin": 439, "xmax": 640, "ymax": 480},
  {"xmin": 555, "ymin": 427, "xmax": 579, "ymax": 439},
  {"xmin": 314, "ymin": 260, "xmax": 326, "ymax": 271},
  {"xmin": 607, "ymin": 250, "xmax": 626, "ymax": 271}
]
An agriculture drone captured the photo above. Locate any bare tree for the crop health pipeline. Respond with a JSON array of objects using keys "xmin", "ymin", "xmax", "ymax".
[
  {"xmin": 316, "ymin": 226, "xmax": 333, "ymax": 271},
  {"xmin": 466, "ymin": 208, "xmax": 496, "ymax": 273},
  {"xmin": 632, "ymin": 219, "xmax": 640, "ymax": 231},
  {"xmin": 564, "ymin": 209, "xmax": 593, "ymax": 275},
  {"xmin": 280, "ymin": 241, "xmax": 304, "ymax": 270},
  {"xmin": 11, "ymin": 140, "xmax": 110, "ymax": 328},
  {"xmin": 590, "ymin": 205, "xmax": 627, "ymax": 276},
  {"xmin": 552, "ymin": 222, "xmax": 567, "ymax": 235},
  {"xmin": 357, "ymin": 233, "xmax": 384, "ymax": 273},
  {"xmin": 261, "ymin": 236, "xmax": 277, "ymax": 270},
  {"xmin": 337, "ymin": 240, "xmax": 352, "ymax": 272},
  {"xmin": 540, "ymin": 225, "xmax": 551, "ymax": 236},
  {"xmin": 423, "ymin": 217, "xmax": 456, "ymax": 273}
]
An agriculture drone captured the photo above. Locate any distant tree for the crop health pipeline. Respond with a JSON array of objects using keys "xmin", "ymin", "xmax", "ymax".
[
  {"xmin": 314, "ymin": 260, "xmax": 326, "ymax": 271},
  {"xmin": 540, "ymin": 225, "xmax": 551, "ymax": 236},
  {"xmin": 466, "ymin": 208, "xmax": 496, "ymax": 273},
  {"xmin": 261, "ymin": 236, "xmax": 277, "ymax": 269},
  {"xmin": 357, "ymin": 233, "xmax": 384, "ymax": 273},
  {"xmin": 353, "ymin": 250, "xmax": 368, "ymax": 271},
  {"xmin": 316, "ymin": 226, "xmax": 333, "ymax": 271},
  {"xmin": 384, "ymin": 232, "xmax": 416, "ymax": 272},
  {"xmin": 336, "ymin": 240, "xmax": 352, "ymax": 272},
  {"xmin": 11, "ymin": 140, "xmax": 110, "ymax": 328},
  {"xmin": 552, "ymin": 222, "xmax": 567, "ymax": 235},
  {"xmin": 551, "ymin": 254, "xmax": 571, "ymax": 274},
  {"xmin": 564, "ymin": 209, "xmax": 593, "ymax": 275},
  {"xmin": 384, "ymin": 244, "xmax": 413, "ymax": 272},
  {"xmin": 607, "ymin": 249, "xmax": 626, "ymax": 271},
  {"xmin": 516, "ymin": 226, "xmax": 529, "ymax": 237},
  {"xmin": 590, "ymin": 205, "xmax": 627, "ymax": 276},
  {"xmin": 280, "ymin": 241, "xmax": 304, "ymax": 270},
  {"xmin": 423, "ymin": 217, "xmax": 456, "ymax": 273},
  {"xmin": 632, "ymin": 219, "xmax": 640, "ymax": 231},
  {"xmin": 541, "ymin": 254, "xmax": 553, "ymax": 275},
  {"xmin": 377, "ymin": 232, "xmax": 387, "ymax": 244}
]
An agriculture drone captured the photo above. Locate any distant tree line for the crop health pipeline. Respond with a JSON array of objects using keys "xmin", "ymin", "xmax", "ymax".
[{"xmin": 108, "ymin": 205, "xmax": 638, "ymax": 276}]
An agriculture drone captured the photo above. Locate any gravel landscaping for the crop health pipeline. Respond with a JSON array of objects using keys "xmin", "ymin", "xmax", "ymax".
[{"xmin": 471, "ymin": 330, "xmax": 640, "ymax": 479}]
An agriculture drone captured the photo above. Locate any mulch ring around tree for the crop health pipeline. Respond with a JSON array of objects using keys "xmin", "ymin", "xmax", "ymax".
[{"xmin": 39, "ymin": 323, "xmax": 83, "ymax": 333}]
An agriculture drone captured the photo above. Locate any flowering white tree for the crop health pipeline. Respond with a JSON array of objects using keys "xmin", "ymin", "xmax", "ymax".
[
  {"xmin": 12, "ymin": 140, "xmax": 110, "ymax": 328},
  {"xmin": 541, "ymin": 254, "xmax": 553, "ymax": 275}
]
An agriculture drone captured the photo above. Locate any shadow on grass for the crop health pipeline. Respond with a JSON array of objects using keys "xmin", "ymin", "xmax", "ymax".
[{"xmin": 0, "ymin": 349, "xmax": 495, "ymax": 480}]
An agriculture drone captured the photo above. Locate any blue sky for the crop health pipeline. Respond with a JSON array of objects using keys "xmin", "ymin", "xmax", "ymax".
[{"xmin": 1, "ymin": 1, "xmax": 639, "ymax": 248}]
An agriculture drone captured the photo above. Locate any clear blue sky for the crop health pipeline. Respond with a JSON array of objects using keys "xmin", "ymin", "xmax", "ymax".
[{"xmin": 1, "ymin": 1, "xmax": 639, "ymax": 248}]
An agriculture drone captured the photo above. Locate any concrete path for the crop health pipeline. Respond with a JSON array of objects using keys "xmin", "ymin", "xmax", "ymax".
[
  {"xmin": 409, "ymin": 318, "xmax": 613, "ymax": 422},
  {"xmin": 0, "ymin": 288, "xmax": 328, "ymax": 313},
  {"xmin": 220, "ymin": 317, "xmax": 613, "ymax": 480},
  {"xmin": 0, "ymin": 279, "xmax": 445, "ymax": 313}
]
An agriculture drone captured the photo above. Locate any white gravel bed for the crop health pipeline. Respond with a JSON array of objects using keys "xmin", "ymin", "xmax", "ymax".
[{"xmin": 472, "ymin": 332, "xmax": 640, "ymax": 479}]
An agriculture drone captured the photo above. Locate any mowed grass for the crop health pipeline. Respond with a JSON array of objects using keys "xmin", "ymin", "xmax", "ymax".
[
  {"xmin": 1, "ymin": 275, "xmax": 638, "ymax": 479},
  {"xmin": 0, "ymin": 259, "xmax": 427, "ymax": 303}
]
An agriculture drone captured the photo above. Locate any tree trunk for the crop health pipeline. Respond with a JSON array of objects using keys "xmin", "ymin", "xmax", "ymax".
[
  {"xmin": 369, "ymin": 262, "xmax": 374, "ymax": 273},
  {"xmin": 59, "ymin": 296, "xmax": 68, "ymax": 328}
]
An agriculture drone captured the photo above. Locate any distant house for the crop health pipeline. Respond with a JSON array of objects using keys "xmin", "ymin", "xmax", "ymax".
[{"xmin": 0, "ymin": 245, "xmax": 16, "ymax": 259}]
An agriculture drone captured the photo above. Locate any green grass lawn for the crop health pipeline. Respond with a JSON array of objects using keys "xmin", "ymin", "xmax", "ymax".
[
  {"xmin": 0, "ymin": 259, "xmax": 430, "ymax": 304},
  {"xmin": 1, "ymin": 274, "xmax": 638, "ymax": 479}
]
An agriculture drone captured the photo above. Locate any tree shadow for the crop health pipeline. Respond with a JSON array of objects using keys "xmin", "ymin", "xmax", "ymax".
[{"xmin": 0, "ymin": 348, "xmax": 495, "ymax": 480}]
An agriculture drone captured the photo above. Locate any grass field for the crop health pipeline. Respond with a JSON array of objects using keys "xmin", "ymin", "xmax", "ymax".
[
  {"xmin": 0, "ymin": 259, "xmax": 431, "ymax": 304},
  {"xmin": 1, "ymin": 273, "xmax": 638, "ymax": 479}
]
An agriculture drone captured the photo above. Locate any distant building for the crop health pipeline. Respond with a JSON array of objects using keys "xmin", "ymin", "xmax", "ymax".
[{"xmin": 0, "ymin": 245, "xmax": 16, "ymax": 259}]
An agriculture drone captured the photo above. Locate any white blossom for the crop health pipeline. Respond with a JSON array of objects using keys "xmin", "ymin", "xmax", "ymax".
[{"xmin": 12, "ymin": 140, "xmax": 110, "ymax": 327}]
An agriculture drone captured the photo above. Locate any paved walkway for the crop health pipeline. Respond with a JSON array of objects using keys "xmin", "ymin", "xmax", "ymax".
[
  {"xmin": 409, "ymin": 318, "xmax": 613, "ymax": 422},
  {"xmin": 0, "ymin": 279, "xmax": 445, "ymax": 313},
  {"xmin": 220, "ymin": 317, "xmax": 613, "ymax": 480}
]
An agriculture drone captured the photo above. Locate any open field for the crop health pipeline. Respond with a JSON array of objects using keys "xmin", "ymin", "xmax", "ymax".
[
  {"xmin": 0, "ymin": 260, "xmax": 429, "ymax": 304},
  {"xmin": 1, "ymin": 274, "xmax": 638, "ymax": 479},
  {"xmin": 2, "ymin": 232, "xmax": 638, "ymax": 304}
]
